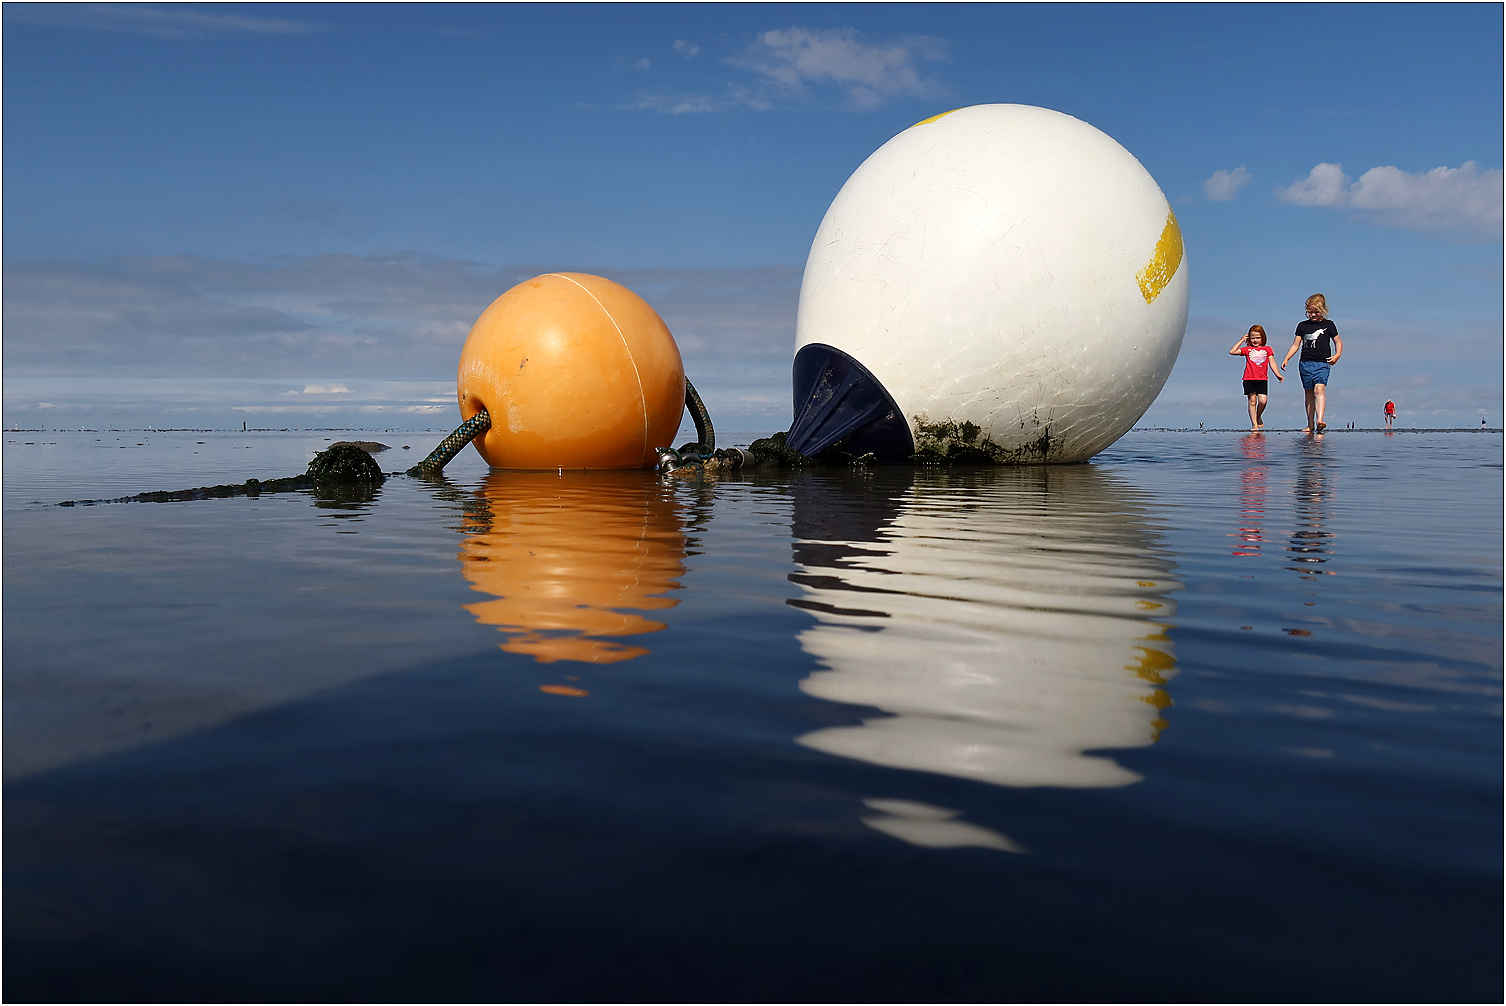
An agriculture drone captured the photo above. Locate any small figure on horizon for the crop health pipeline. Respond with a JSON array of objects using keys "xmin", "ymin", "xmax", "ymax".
[
  {"xmin": 1384, "ymin": 399, "xmax": 1395, "ymax": 430},
  {"xmin": 1230, "ymin": 324, "xmax": 1283, "ymax": 432},
  {"xmin": 1282, "ymin": 293, "xmax": 1342, "ymax": 434}
]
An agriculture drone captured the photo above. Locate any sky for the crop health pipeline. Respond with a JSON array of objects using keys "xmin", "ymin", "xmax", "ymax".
[{"xmin": 4, "ymin": 2, "xmax": 1502, "ymax": 432}]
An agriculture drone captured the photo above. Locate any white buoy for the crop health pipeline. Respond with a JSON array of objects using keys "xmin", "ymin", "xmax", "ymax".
[{"xmin": 787, "ymin": 104, "xmax": 1188, "ymax": 463}]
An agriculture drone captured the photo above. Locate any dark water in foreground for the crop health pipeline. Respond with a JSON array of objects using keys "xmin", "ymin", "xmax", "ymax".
[{"xmin": 4, "ymin": 429, "xmax": 1501, "ymax": 1000}]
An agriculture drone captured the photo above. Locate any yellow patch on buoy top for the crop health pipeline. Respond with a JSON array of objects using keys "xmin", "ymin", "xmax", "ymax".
[
  {"xmin": 911, "ymin": 109, "xmax": 958, "ymax": 128},
  {"xmin": 1135, "ymin": 210, "xmax": 1184, "ymax": 305},
  {"xmin": 540, "ymin": 684, "xmax": 589, "ymax": 697}
]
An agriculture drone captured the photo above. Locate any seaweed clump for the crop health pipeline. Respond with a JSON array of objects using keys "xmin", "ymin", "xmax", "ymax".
[
  {"xmin": 305, "ymin": 443, "xmax": 385, "ymax": 482},
  {"xmin": 58, "ymin": 443, "xmax": 386, "ymax": 507},
  {"xmin": 912, "ymin": 418, "xmax": 1051, "ymax": 465},
  {"xmin": 707, "ymin": 422, "xmax": 1057, "ymax": 469}
]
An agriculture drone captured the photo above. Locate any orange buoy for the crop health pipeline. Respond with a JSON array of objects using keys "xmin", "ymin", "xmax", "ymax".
[{"xmin": 456, "ymin": 273, "xmax": 686, "ymax": 470}]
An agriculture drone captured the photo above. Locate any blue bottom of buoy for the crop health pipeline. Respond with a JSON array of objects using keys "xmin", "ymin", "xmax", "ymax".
[{"xmin": 787, "ymin": 343, "xmax": 914, "ymax": 460}]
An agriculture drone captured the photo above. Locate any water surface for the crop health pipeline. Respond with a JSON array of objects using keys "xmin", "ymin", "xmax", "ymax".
[{"xmin": 4, "ymin": 429, "xmax": 1500, "ymax": 999}]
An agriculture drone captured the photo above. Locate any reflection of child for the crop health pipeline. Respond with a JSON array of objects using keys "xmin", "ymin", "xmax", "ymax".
[
  {"xmin": 1229, "ymin": 325, "xmax": 1283, "ymax": 431},
  {"xmin": 1384, "ymin": 399, "xmax": 1395, "ymax": 429}
]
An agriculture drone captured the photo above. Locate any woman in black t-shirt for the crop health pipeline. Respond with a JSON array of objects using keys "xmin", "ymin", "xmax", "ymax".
[{"xmin": 1281, "ymin": 293, "xmax": 1343, "ymax": 433}]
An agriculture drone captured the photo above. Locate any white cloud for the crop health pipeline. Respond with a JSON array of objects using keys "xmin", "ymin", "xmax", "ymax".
[
  {"xmin": 6, "ymin": 3, "xmax": 324, "ymax": 39},
  {"xmin": 1277, "ymin": 161, "xmax": 1503, "ymax": 237},
  {"xmin": 1202, "ymin": 166, "xmax": 1252, "ymax": 201},
  {"xmin": 634, "ymin": 58, "xmax": 652, "ymax": 71},
  {"xmin": 1277, "ymin": 162, "xmax": 1351, "ymax": 207},
  {"xmin": 302, "ymin": 385, "xmax": 351, "ymax": 395},
  {"xmin": 617, "ymin": 93, "xmax": 723, "ymax": 115},
  {"xmin": 732, "ymin": 27, "xmax": 948, "ymax": 111},
  {"xmin": 621, "ymin": 27, "xmax": 947, "ymax": 115}
]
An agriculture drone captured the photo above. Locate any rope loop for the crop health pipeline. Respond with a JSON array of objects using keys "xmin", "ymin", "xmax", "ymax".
[{"xmin": 407, "ymin": 408, "xmax": 492, "ymax": 476}]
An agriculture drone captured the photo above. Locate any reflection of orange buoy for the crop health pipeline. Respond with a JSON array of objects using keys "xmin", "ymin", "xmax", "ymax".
[
  {"xmin": 458, "ymin": 471, "xmax": 686, "ymax": 664},
  {"xmin": 456, "ymin": 273, "xmax": 686, "ymax": 470}
]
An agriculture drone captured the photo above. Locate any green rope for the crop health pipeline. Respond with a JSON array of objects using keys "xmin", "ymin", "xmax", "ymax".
[
  {"xmin": 685, "ymin": 379, "xmax": 714, "ymax": 452},
  {"xmin": 407, "ymin": 408, "xmax": 492, "ymax": 476},
  {"xmin": 413, "ymin": 378, "xmax": 713, "ymax": 477}
]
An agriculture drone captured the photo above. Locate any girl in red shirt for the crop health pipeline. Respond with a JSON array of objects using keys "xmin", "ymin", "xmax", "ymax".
[{"xmin": 1229, "ymin": 325, "xmax": 1284, "ymax": 431}]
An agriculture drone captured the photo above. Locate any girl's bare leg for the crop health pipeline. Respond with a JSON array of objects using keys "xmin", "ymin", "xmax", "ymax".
[
  {"xmin": 1303, "ymin": 389, "xmax": 1316, "ymax": 432},
  {"xmin": 1248, "ymin": 394, "xmax": 1260, "ymax": 430},
  {"xmin": 1313, "ymin": 384, "xmax": 1327, "ymax": 429},
  {"xmin": 1255, "ymin": 394, "xmax": 1268, "ymax": 429}
]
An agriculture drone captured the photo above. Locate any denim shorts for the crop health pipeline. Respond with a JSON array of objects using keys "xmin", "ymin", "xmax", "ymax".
[{"xmin": 1299, "ymin": 360, "xmax": 1331, "ymax": 390}]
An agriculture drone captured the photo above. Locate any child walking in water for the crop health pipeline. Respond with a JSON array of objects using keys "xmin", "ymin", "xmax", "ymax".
[
  {"xmin": 1229, "ymin": 325, "xmax": 1283, "ymax": 431},
  {"xmin": 1282, "ymin": 293, "xmax": 1342, "ymax": 433}
]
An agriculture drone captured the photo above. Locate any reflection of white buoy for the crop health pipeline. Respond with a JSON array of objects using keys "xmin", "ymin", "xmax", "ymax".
[
  {"xmin": 788, "ymin": 467, "xmax": 1179, "ymax": 810},
  {"xmin": 787, "ymin": 104, "xmax": 1188, "ymax": 463}
]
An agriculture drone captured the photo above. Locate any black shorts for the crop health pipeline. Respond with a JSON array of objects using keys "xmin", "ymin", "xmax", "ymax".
[{"xmin": 1243, "ymin": 380, "xmax": 1268, "ymax": 396}]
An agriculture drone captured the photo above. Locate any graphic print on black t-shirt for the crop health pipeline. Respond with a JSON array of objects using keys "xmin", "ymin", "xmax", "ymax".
[{"xmin": 1296, "ymin": 319, "xmax": 1338, "ymax": 361}]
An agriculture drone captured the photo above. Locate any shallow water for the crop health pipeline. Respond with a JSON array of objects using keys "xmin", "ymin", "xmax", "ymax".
[{"xmin": 4, "ymin": 429, "xmax": 1501, "ymax": 999}]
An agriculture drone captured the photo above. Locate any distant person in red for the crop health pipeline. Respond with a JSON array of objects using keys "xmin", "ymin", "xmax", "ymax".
[
  {"xmin": 1229, "ymin": 325, "xmax": 1283, "ymax": 431},
  {"xmin": 1384, "ymin": 399, "xmax": 1396, "ymax": 429}
]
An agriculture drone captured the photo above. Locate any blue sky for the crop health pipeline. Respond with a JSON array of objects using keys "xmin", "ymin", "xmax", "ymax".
[{"xmin": 4, "ymin": 3, "xmax": 1501, "ymax": 431}]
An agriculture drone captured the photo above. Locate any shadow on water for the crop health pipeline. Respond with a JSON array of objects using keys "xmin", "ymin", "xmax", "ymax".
[{"xmin": 308, "ymin": 480, "xmax": 382, "ymax": 510}]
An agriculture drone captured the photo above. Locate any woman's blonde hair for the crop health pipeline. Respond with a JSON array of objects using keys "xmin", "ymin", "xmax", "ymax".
[
  {"xmin": 1247, "ymin": 324, "xmax": 1267, "ymax": 346},
  {"xmin": 1305, "ymin": 293, "xmax": 1328, "ymax": 318}
]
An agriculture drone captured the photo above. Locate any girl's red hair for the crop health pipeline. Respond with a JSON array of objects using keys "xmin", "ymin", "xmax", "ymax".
[{"xmin": 1247, "ymin": 325, "xmax": 1267, "ymax": 345}]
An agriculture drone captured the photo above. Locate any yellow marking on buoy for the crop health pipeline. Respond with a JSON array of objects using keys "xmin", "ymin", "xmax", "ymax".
[
  {"xmin": 1135, "ymin": 210, "xmax": 1184, "ymax": 305},
  {"xmin": 911, "ymin": 109, "xmax": 958, "ymax": 128},
  {"xmin": 540, "ymin": 684, "xmax": 589, "ymax": 697}
]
